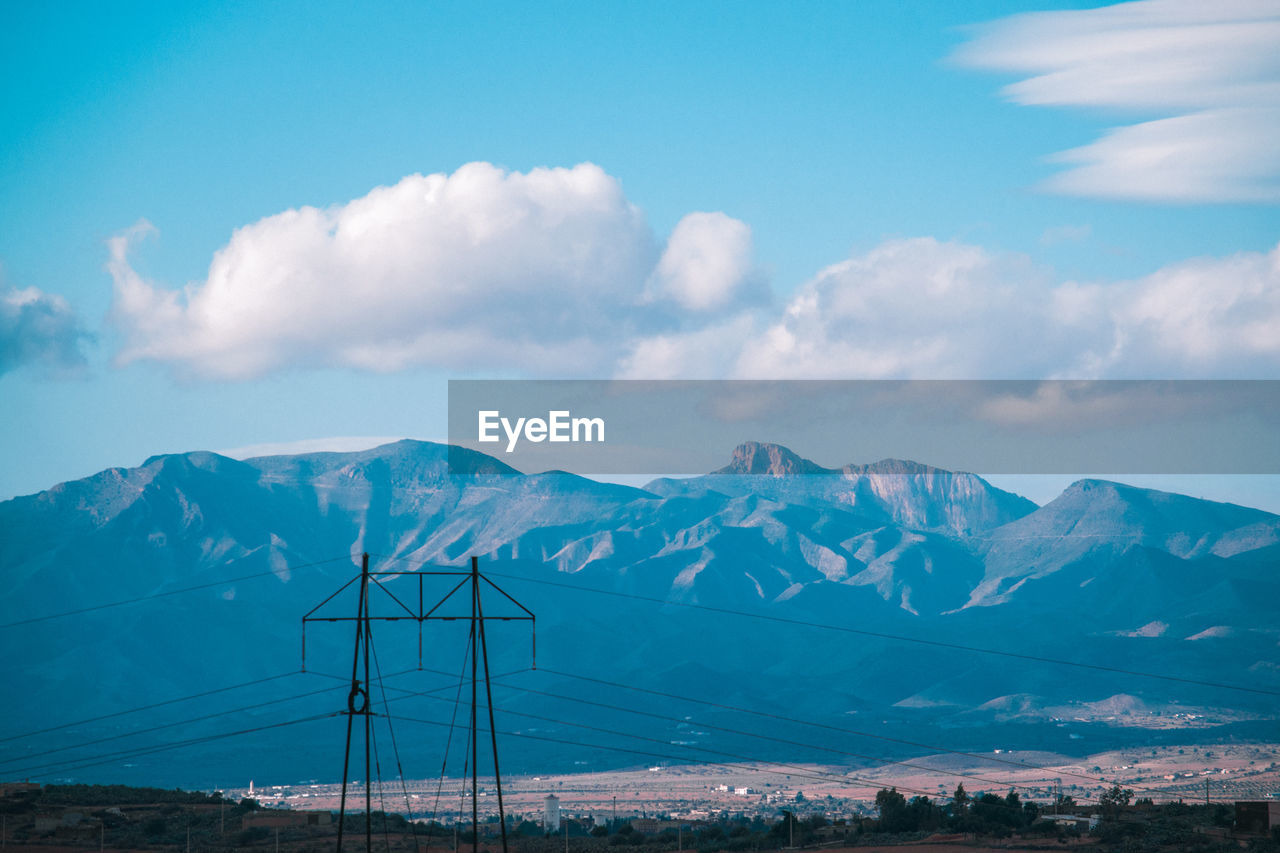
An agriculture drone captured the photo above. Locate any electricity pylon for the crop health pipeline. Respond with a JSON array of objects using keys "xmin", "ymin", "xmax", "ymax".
[{"xmin": 304, "ymin": 553, "xmax": 535, "ymax": 853}]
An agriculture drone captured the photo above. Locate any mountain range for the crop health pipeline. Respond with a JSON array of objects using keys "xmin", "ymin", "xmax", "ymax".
[{"xmin": 1, "ymin": 440, "xmax": 1277, "ymax": 789}]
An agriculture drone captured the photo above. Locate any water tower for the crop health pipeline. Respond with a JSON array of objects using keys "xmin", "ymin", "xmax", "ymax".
[{"xmin": 544, "ymin": 794, "xmax": 561, "ymax": 832}]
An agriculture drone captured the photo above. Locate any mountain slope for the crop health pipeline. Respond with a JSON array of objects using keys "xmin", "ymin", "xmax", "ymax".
[
  {"xmin": 969, "ymin": 478, "xmax": 1280, "ymax": 610},
  {"xmin": 1, "ymin": 440, "xmax": 1277, "ymax": 787}
]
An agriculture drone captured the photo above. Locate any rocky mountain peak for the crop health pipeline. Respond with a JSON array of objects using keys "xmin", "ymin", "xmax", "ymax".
[{"xmin": 714, "ymin": 442, "xmax": 833, "ymax": 476}]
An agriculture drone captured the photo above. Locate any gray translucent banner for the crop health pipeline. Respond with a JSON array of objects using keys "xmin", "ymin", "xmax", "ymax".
[{"xmin": 447, "ymin": 380, "xmax": 1280, "ymax": 475}]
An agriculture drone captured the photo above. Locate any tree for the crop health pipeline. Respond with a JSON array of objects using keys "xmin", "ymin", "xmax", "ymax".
[
  {"xmin": 875, "ymin": 788, "xmax": 910, "ymax": 833},
  {"xmin": 907, "ymin": 796, "xmax": 942, "ymax": 832},
  {"xmin": 968, "ymin": 793, "xmax": 1018, "ymax": 834},
  {"xmin": 803, "ymin": 814, "xmax": 828, "ymax": 831},
  {"xmin": 1100, "ymin": 784, "xmax": 1133, "ymax": 820},
  {"xmin": 951, "ymin": 784, "xmax": 969, "ymax": 817}
]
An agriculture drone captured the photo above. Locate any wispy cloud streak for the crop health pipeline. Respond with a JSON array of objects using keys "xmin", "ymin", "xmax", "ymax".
[{"xmin": 956, "ymin": 0, "xmax": 1280, "ymax": 202}]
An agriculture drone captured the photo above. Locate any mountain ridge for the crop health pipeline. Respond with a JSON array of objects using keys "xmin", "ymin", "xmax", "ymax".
[{"xmin": 2, "ymin": 438, "xmax": 1277, "ymax": 786}]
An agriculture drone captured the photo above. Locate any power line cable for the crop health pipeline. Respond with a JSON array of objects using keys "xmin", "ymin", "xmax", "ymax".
[
  {"xmin": 369, "ymin": 710, "xmax": 393, "ymax": 853},
  {"xmin": 0, "ymin": 670, "xmax": 303, "ymax": 744},
  {"xmin": 0, "ymin": 554, "xmax": 358, "ymax": 629},
  {"xmin": 456, "ymin": 708, "xmax": 474, "ymax": 838},
  {"xmin": 478, "ymin": 677, "xmax": 1035, "ymax": 794},
  {"xmin": 369, "ymin": 675, "xmax": 994, "ymax": 801},
  {"xmin": 0, "ymin": 672, "xmax": 365, "ymax": 767},
  {"xmin": 474, "ymin": 569, "xmax": 1280, "ymax": 698},
  {"xmin": 425, "ymin": 632, "xmax": 474, "ymax": 853},
  {"xmin": 370, "ymin": 625, "xmax": 421, "ymax": 853},
  {"xmin": 528, "ymin": 667, "xmax": 1181, "ymax": 797},
  {"xmin": 8, "ymin": 711, "xmax": 339, "ymax": 779},
  {"xmin": 390, "ymin": 666, "xmax": 1198, "ymax": 805},
  {"xmin": 7, "ymin": 669, "xmax": 444, "ymax": 779},
  {"xmin": 374, "ymin": 554, "xmax": 1279, "ymax": 700},
  {"xmin": 390, "ymin": 712, "xmax": 1026, "ymax": 808},
  {"xmin": 396, "ymin": 710, "xmax": 1198, "ymax": 813},
  {"xmin": 374, "ymin": 666, "xmax": 1037, "ymax": 796}
]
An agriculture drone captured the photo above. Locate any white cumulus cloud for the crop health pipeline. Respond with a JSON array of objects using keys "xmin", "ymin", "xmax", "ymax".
[
  {"xmin": 108, "ymin": 162, "xmax": 757, "ymax": 380},
  {"xmin": 1103, "ymin": 242, "xmax": 1280, "ymax": 375},
  {"xmin": 956, "ymin": 0, "xmax": 1280, "ymax": 202},
  {"xmin": 644, "ymin": 211, "xmax": 759, "ymax": 312},
  {"xmin": 0, "ymin": 284, "xmax": 90, "ymax": 377},
  {"xmin": 107, "ymin": 162, "xmax": 1280, "ymax": 382},
  {"xmin": 733, "ymin": 237, "xmax": 1068, "ymax": 379},
  {"xmin": 625, "ymin": 236, "xmax": 1280, "ymax": 380},
  {"xmin": 617, "ymin": 314, "xmax": 758, "ymax": 379}
]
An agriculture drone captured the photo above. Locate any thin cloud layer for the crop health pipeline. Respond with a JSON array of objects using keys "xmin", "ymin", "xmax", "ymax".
[
  {"xmin": 956, "ymin": 0, "xmax": 1280, "ymax": 202},
  {"xmin": 0, "ymin": 284, "xmax": 90, "ymax": 377},
  {"xmin": 109, "ymin": 162, "xmax": 757, "ymax": 380}
]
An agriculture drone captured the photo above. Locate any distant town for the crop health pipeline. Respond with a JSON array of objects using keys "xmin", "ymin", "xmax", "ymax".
[
  {"xmin": 4, "ymin": 756, "xmax": 1280, "ymax": 853},
  {"xmin": 219, "ymin": 743, "xmax": 1280, "ymax": 822}
]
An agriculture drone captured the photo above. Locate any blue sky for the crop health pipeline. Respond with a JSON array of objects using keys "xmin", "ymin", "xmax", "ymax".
[{"xmin": 2, "ymin": 0, "xmax": 1279, "ymax": 502}]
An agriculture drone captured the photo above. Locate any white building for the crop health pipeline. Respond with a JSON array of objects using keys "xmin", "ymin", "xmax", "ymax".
[{"xmin": 544, "ymin": 794, "xmax": 561, "ymax": 832}]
